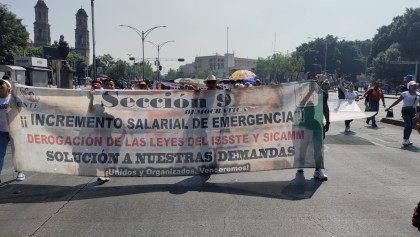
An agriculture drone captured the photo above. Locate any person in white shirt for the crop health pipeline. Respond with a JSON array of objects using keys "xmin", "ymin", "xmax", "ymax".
[
  {"xmin": 0, "ymin": 79, "xmax": 25, "ymax": 182},
  {"xmin": 386, "ymin": 81, "xmax": 420, "ymax": 146},
  {"xmin": 339, "ymin": 78, "xmax": 359, "ymax": 132}
]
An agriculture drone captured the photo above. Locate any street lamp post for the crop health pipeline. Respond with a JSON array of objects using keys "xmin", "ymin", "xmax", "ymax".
[
  {"xmin": 119, "ymin": 25, "xmax": 166, "ymax": 80},
  {"xmin": 91, "ymin": 0, "xmax": 97, "ymax": 80},
  {"xmin": 146, "ymin": 40, "xmax": 174, "ymax": 81}
]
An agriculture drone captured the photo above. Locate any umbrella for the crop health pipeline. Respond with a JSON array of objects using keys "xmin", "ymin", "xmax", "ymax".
[{"xmin": 230, "ymin": 70, "xmax": 256, "ymax": 81}]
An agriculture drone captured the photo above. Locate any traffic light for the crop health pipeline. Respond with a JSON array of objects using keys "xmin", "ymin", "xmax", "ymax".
[{"xmin": 159, "ymin": 65, "xmax": 162, "ymax": 71}]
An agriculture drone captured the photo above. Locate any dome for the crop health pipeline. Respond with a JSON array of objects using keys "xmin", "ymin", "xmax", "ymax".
[
  {"xmin": 35, "ymin": 0, "xmax": 48, "ymax": 8},
  {"xmin": 76, "ymin": 8, "xmax": 88, "ymax": 17}
]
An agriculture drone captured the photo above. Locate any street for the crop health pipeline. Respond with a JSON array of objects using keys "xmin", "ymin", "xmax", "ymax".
[{"xmin": 0, "ymin": 92, "xmax": 419, "ymax": 237}]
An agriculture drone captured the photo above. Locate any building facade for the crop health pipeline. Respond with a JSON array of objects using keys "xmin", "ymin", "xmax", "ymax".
[
  {"xmin": 33, "ymin": 0, "xmax": 51, "ymax": 47},
  {"xmin": 192, "ymin": 53, "xmax": 257, "ymax": 78}
]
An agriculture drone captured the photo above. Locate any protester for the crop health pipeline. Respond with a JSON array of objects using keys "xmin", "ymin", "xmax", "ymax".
[
  {"xmin": 103, "ymin": 78, "xmax": 115, "ymax": 89},
  {"xmin": 2, "ymin": 75, "xmax": 10, "ymax": 81},
  {"xmin": 90, "ymin": 80, "xmax": 111, "ymax": 182},
  {"xmin": 363, "ymin": 81, "xmax": 385, "ymax": 128},
  {"xmin": 204, "ymin": 74, "xmax": 218, "ymax": 90},
  {"xmin": 339, "ymin": 78, "xmax": 359, "ymax": 132},
  {"xmin": 91, "ymin": 80, "xmax": 102, "ymax": 90},
  {"xmin": 139, "ymin": 81, "xmax": 148, "ymax": 90},
  {"xmin": 0, "ymin": 79, "xmax": 25, "ymax": 182},
  {"xmin": 296, "ymin": 73, "xmax": 328, "ymax": 181},
  {"xmin": 337, "ymin": 74, "xmax": 346, "ymax": 100},
  {"xmin": 314, "ymin": 73, "xmax": 329, "ymax": 180},
  {"xmin": 385, "ymin": 81, "xmax": 420, "ymax": 146}
]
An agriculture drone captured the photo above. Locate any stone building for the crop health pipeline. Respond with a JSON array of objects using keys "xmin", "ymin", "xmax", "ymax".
[
  {"xmin": 182, "ymin": 53, "xmax": 257, "ymax": 78},
  {"xmin": 74, "ymin": 8, "xmax": 90, "ymax": 63},
  {"xmin": 33, "ymin": 0, "xmax": 51, "ymax": 47},
  {"xmin": 33, "ymin": 0, "xmax": 90, "ymax": 63}
]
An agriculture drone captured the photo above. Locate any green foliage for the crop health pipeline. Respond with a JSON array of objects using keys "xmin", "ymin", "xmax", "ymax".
[
  {"xmin": 67, "ymin": 51, "xmax": 88, "ymax": 79},
  {"xmin": 371, "ymin": 8, "xmax": 420, "ymax": 81},
  {"xmin": 255, "ymin": 53, "xmax": 304, "ymax": 83},
  {"xmin": 372, "ymin": 43, "xmax": 409, "ymax": 81},
  {"xmin": 295, "ymin": 35, "xmax": 372, "ymax": 82},
  {"xmin": 92, "ymin": 54, "xmax": 155, "ymax": 80},
  {"xmin": 108, "ymin": 59, "xmax": 129, "ymax": 80},
  {"xmin": 0, "ymin": 4, "xmax": 29, "ymax": 64},
  {"xmin": 11, "ymin": 45, "xmax": 43, "ymax": 58},
  {"xmin": 164, "ymin": 68, "xmax": 211, "ymax": 80}
]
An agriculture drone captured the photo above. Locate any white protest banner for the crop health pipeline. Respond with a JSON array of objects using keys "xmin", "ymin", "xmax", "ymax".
[
  {"xmin": 328, "ymin": 99, "xmax": 375, "ymax": 122},
  {"xmin": 8, "ymin": 81, "xmax": 325, "ymax": 177}
]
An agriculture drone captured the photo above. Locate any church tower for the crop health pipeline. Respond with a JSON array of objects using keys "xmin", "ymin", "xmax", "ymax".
[
  {"xmin": 33, "ymin": 0, "xmax": 51, "ymax": 47},
  {"xmin": 75, "ymin": 8, "xmax": 90, "ymax": 63}
]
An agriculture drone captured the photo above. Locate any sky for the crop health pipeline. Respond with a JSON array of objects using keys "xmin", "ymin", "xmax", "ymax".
[{"xmin": 2, "ymin": 0, "xmax": 419, "ymax": 73}]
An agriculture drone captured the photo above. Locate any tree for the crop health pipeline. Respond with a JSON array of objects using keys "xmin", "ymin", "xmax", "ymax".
[
  {"xmin": 107, "ymin": 59, "xmax": 129, "ymax": 80},
  {"xmin": 371, "ymin": 8, "xmax": 420, "ymax": 81},
  {"xmin": 165, "ymin": 68, "xmax": 177, "ymax": 80},
  {"xmin": 295, "ymin": 36, "xmax": 372, "ymax": 82},
  {"xmin": 255, "ymin": 53, "xmax": 304, "ymax": 83},
  {"xmin": 96, "ymin": 54, "xmax": 115, "ymax": 75},
  {"xmin": 67, "ymin": 51, "xmax": 88, "ymax": 79},
  {"xmin": 11, "ymin": 45, "xmax": 43, "ymax": 58},
  {"xmin": 0, "ymin": 4, "xmax": 29, "ymax": 64},
  {"xmin": 372, "ymin": 43, "xmax": 409, "ymax": 82}
]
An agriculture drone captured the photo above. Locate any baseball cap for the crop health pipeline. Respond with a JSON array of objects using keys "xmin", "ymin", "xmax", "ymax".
[{"xmin": 407, "ymin": 81, "xmax": 419, "ymax": 87}]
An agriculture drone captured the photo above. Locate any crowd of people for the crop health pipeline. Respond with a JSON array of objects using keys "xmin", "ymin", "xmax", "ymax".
[{"xmin": 89, "ymin": 75, "xmax": 262, "ymax": 91}]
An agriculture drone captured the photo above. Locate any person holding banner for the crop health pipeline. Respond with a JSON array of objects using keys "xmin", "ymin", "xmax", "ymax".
[
  {"xmin": 339, "ymin": 78, "xmax": 359, "ymax": 132},
  {"xmin": 204, "ymin": 74, "xmax": 218, "ymax": 90},
  {"xmin": 385, "ymin": 81, "xmax": 420, "ymax": 146},
  {"xmin": 89, "ymin": 82, "xmax": 112, "ymax": 182},
  {"xmin": 0, "ymin": 79, "xmax": 25, "ymax": 182},
  {"xmin": 296, "ymin": 73, "xmax": 328, "ymax": 181},
  {"xmin": 315, "ymin": 74, "xmax": 329, "ymax": 180}
]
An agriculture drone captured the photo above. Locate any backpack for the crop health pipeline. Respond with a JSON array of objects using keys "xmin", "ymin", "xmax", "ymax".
[{"xmin": 413, "ymin": 201, "xmax": 420, "ymax": 228}]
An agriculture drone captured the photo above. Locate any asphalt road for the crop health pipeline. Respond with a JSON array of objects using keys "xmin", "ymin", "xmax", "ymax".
[{"xmin": 0, "ymin": 91, "xmax": 419, "ymax": 237}]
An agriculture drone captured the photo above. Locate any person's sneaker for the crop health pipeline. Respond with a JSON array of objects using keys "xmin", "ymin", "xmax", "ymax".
[
  {"xmin": 371, "ymin": 123, "xmax": 378, "ymax": 128},
  {"xmin": 314, "ymin": 169, "xmax": 328, "ymax": 181},
  {"xmin": 345, "ymin": 127, "xmax": 350, "ymax": 132},
  {"xmin": 403, "ymin": 139, "xmax": 413, "ymax": 146},
  {"xmin": 97, "ymin": 177, "xmax": 110, "ymax": 182},
  {"xmin": 16, "ymin": 172, "xmax": 25, "ymax": 181}
]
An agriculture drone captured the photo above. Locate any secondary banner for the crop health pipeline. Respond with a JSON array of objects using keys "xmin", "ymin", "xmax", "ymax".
[{"xmin": 8, "ymin": 81, "xmax": 325, "ymax": 177}]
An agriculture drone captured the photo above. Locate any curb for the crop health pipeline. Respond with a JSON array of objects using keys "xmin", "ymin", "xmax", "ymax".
[{"xmin": 381, "ymin": 117, "xmax": 404, "ymax": 127}]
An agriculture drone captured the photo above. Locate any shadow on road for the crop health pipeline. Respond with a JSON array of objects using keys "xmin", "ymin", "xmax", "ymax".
[
  {"xmin": 0, "ymin": 172, "xmax": 323, "ymax": 203},
  {"xmin": 400, "ymin": 145, "xmax": 420, "ymax": 152}
]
